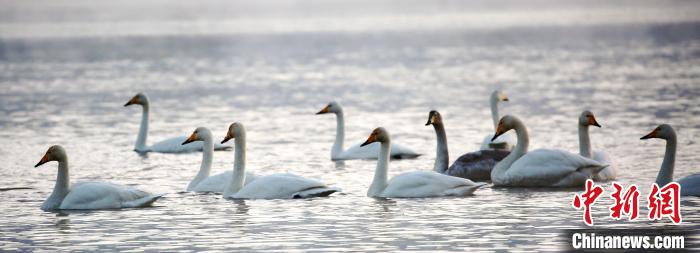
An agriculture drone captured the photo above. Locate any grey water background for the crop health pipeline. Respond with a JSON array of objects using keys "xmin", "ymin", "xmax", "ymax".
[{"xmin": 1, "ymin": 0, "xmax": 700, "ymax": 251}]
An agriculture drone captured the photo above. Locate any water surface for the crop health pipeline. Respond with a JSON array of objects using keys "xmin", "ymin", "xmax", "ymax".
[{"xmin": 1, "ymin": 0, "xmax": 700, "ymax": 251}]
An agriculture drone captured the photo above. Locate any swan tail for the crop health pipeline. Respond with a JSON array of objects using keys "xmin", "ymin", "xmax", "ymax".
[
  {"xmin": 587, "ymin": 164, "xmax": 609, "ymax": 175},
  {"xmin": 445, "ymin": 183, "xmax": 487, "ymax": 196},
  {"xmin": 123, "ymin": 194, "xmax": 163, "ymax": 208},
  {"xmin": 391, "ymin": 154, "xmax": 421, "ymax": 159},
  {"xmin": 214, "ymin": 144, "xmax": 233, "ymax": 151},
  {"xmin": 293, "ymin": 187, "xmax": 341, "ymax": 199}
]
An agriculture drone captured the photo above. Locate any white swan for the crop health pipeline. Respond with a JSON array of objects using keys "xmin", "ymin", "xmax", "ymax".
[
  {"xmin": 578, "ymin": 111, "xmax": 616, "ymax": 181},
  {"xmin": 480, "ymin": 90, "xmax": 517, "ymax": 151},
  {"xmin": 34, "ymin": 145, "xmax": 162, "ymax": 210},
  {"xmin": 641, "ymin": 124, "xmax": 700, "ymax": 196},
  {"xmin": 490, "ymin": 115, "xmax": 608, "ymax": 187},
  {"xmin": 124, "ymin": 93, "xmax": 231, "ymax": 153},
  {"xmin": 316, "ymin": 101, "xmax": 420, "ymax": 160},
  {"xmin": 426, "ymin": 111, "xmax": 509, "ymax": 181},
  {"xmin": 361, "ymin": 127, "xmax": 486, "ymax": 198},
  {"xmin": 182, "ymin": 127, "xmax": 258, "ymax": 192},
  {"xmin": 221, "ymin": 122, "xmax": 340, "ymax": 199}
]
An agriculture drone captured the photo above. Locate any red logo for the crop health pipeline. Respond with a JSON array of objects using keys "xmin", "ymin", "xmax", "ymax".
[
  {"xmin": 572, "ymin": 180, "xmax": 682, "ymax": 225},
  {"xmin": 572, "ymin": 180, "xmax": 604, "ymax": 225},
  {"xmin": 648, "ymin": 182, "xmax": 682, "ymax": 224},
  {"xmin": 609, "ymin": 182, "xmax": 639, "ymax": 221}
]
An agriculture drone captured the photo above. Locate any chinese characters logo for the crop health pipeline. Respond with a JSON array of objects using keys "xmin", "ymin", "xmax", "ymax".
[{"xmin": 572, "ymin": 179, "xmax": 681, "ymax": 225}]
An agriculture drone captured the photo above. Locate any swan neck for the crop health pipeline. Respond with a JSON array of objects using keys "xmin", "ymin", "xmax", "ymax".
[
  {"xmin": 512, "ymin": 120, "xmax": 529, "ymax": 158},
  {"xmin": 188, "ymin": 135, "xmax": 214, "ymax": 190},
  {"xmin": 656, "ymin": 134, "xmax": 677, "ymax": 186},
  {"xmin": 493, "ymin": 119, "xmax": 529, "ymax": 179},
  {"xmin": 332, "ymin": 110, "xmax": 345, "ymax": 157},
  {"xmin": 433, "ymin": 122, "xmax": 449, "ymax": 173},
  {"xmin": 490, "ymin": 97, "xmax": 499, "ymax": 129},
  {"xmin": 136, "ymin": 103, "xmax": 149, "ymax": 151},
  {"xmin": 578, "ymin": 124, "xmax": 592, "ymax": 158},
  {"xmin": 368, "ymin": 140, "xmax": 390, "ymax": 197},
  {"xmin": 225, "ymin": 133, "xmax": 247, "ymax": 196},
  {"xmin": 45, "ymin": 157, "xmax": 70, "ymax": 209}
]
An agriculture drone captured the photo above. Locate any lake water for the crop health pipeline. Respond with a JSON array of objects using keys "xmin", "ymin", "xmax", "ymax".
[{"xmin": 1, "ymin": 0, "xmax": 700, "ymax": 251}]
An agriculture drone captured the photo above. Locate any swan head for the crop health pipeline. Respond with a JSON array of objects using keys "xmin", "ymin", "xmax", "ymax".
[
  {"xmin": 425, "ymin": 110, "xmax": 443, "ymax": 126},
  {"xmin": 491, "ymin": 90, "xmax": 509, "ymax": 102},
  {"xmin": 361, "ymin": 127, "xmax": 389, "ymax": 147},
  {"xmin": 221, "ymin": 122, "xmax": 245, "ymax": 144},
  {"xmin": 579, "ymin": 110, "xmax": 601, "ymax": 127},
  {"xmin": 35, "ymin": 145, "xmax": 67, "ymax": 167},
  {"xmin": 182, "ymin": 127, "xmax": 212, "ymax": 145},
  {"xmin": 124, "ymin": 93, "xmax": 148, "ymax": 107},
  {"xmin": 316, "ymin": 101, "xmax": 342, "ymax": 115},
  {"xmin": 491, "ymin": 115, "xmax": 519, "ymax": 141},
  {"xmin": 641, "ymin": 124, "xmax": 675, "ymax": 140}
]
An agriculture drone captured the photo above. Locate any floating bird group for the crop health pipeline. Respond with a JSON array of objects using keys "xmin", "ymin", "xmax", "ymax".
[{"xmin": 32, "ymin": 91, "xmax": 699, "ymax": 211}]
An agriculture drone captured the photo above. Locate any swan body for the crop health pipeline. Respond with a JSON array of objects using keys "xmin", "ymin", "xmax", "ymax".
[
  {"xmin": 378, "ymin": 170, "xmax": 486, "ymax": 198},
  {"xmin": 35, "ymin": 145, "xmax": 161, "ymax": 210},
  {"xmin": 316, "ymin": 101, "xmax": 420, "ymax": 160},
  {"xmin": 678, "ymin": 174, "xmax": 700, "ymax": 197},
  {"xmin": 189, "ymin": 171, "xmax": 258, "ymax": 193},
  {"xmin": 642, "ymin": 124, "xmax": 700, "ymax": 197},
  {"xmin": 48, "ymin": 181, "xmax": 161, "ymax": 210},
  {"xmin": 426, "ymin": 110, "xmax": 509, "ymax": 181},
  {"xmin": 480, "ymin": 90, "xmax": 516, "ymax": 151},
  {"xmin": 448, "ymin": 149, "xmax": 510, "ymax": 181},
  {"xmin": 495, "ymin": 149, "xmax": 607, "ymax": 187},
  {"xmin": 490, "ymin": 115, "xmax": 607, "ymax": 187},
  {"xmin": 362, "ymin": 127, "xmax": 486, "ymax": 198},
  {"xmin": 125, "ymin": 93, "xmax": 231, "ymax": 153},
  {"xmin": 229, "ymin": 173, "xmax": 339, "ymax": 199},
  {"xmin": 183, "ymin": 127, "xmax": 259, "ymax": 192},
  {"xmin": 578, "ymin": 110, "xmax": 616, "ymax": 181},
  {"xmin": 221, "ymin": 122, "xmax": 340, "ymax": 199},
  {"xmin": 591, "ymin": 151, "xmax": 614, "ymax": 181}
]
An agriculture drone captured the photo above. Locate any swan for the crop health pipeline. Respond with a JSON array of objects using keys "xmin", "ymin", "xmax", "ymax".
[
  {"xmin": 490, "ymin": 115, "xmax": 608, "ymax": 187},
  {"xmin": 361, "ymin": 127, "xmax": 486, "ymax": 198},
  {"xmin": 480, "ymin": 90, "xmax": 517, "ymax": 151},
  {"xmin": 124, "ymin": 93, "xmax": 231, "ymax": 153},
  {"xmin": 578, "ymin": 111, "xmax": 616, "ymax": 181},
  {"xmin": 426, "ymin": 110, "xmax": 509, "ymax": 181},
  {"xmin": 641, "ymin": 124, "xmax": 700, "ymax": 196},
  {"xmin": 316, "ymin": 101, "xmax": 420, "ymax": 160},
  {"xmin": 221, "ymin": 122, "xmax": 340, "ymax": 199},
  {"xmin": 34, "ymin": 145, "xmax": 162, "ymax": 210},
  {"xmin": 181, "ymin": 127, "xmax": 258, "ymax": 192}
]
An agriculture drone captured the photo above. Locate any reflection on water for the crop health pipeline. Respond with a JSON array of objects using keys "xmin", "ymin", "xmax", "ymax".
[{"xmin": 1, "ymin": 0, "xmax": 700, "ymax": 252}]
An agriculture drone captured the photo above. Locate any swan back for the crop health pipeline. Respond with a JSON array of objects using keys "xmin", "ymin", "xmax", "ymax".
[
  {"xmin": 229, "ymin": 173, "xmax": 331, "ymax": 199},
  {"xmin": 500, "ymin": 149, "xmax": 607, "ymax": 187},
  {"xmin": 382, "ymin": 171, "xmax": 486, "ymax": 198}
]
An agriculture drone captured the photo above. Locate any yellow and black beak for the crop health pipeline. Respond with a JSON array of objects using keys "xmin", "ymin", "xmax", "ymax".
[
  {"xmin": 491, "ymin": 124, "xmax": 506, "ymax": 142},
  {"xmin": 35, "ymin": 153, "xmax": 50, "ymax": 168},
  {"xmin": 589, "ymin": 115, "xmax": 601, "ymax": 128},
  {"xmin": 221, "ymin": 132, "xmax": 233, "ymax": 144},
  {"xmin": 316, "ymin": 105, "xmax": 330, "ymax": 115},
  {"xmin": 182, "ymin": 132, "xmax": 198, "ymax": 145},
  {"xmin": 425, "ymin": 113, "xmax": 436, "ymax": 126},
  {"xmin": 502, "ymin": 95, "xmax": 509, "ymax": 102},
  {"xmin": 360, "ymin": 133, "xmax": 377, "ymax": 147},
  {"xmin": 124, "ymin": 96, "xmax": 138, "ymax": 107},
  {"xmin": 641, "ymin": 128, "xmax": 659, "ymax": 140}
]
